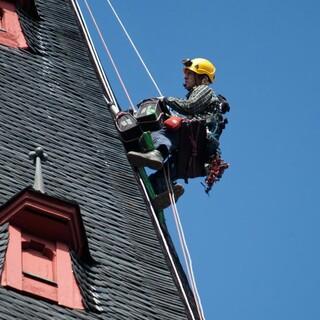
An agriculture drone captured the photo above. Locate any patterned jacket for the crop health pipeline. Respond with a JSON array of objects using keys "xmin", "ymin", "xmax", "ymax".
[
  {"xmin": 164, "ymin": 84, "xmax": 218, "ymax": 117},
  {"xmin": 164, "ymin": 85, "xmax": 221, "ymax": 143}
]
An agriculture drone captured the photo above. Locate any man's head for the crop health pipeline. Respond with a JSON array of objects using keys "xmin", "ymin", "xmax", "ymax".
[{"xmin": 182, "ymin": 58, "xmax": 216, "ymax": 90}]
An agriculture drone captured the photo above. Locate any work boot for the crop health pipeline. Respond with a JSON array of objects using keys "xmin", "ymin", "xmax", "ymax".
[
  {"xmin": 127, "ymin": 150, "xmax": 164, "ymax": 170},
  {"xmin": 152, "ymin": 184, "xmax": 184, "ymax": 211}
]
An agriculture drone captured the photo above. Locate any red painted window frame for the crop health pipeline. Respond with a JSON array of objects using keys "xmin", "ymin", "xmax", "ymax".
[
  {"xmin": 0, "ymin": 0, "xmax": 28, "ymax": 48},
  {"xmin": 0, "ymin": 188, "xmax": 89, "ymax": 309},
  {"xmin": 1, "ymin": 225, "xmax": 84, "ymax": 309}
]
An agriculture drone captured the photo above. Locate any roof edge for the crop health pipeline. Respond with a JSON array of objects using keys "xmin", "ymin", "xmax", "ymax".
[{"xmin": 137, "ymin": 175, "xmax": 202, "ymax": 320}]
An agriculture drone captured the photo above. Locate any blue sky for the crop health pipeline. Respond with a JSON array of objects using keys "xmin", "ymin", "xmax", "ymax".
[{"xmin": 79, "ymin": 1, "xmax": 320, "ymax": 319}]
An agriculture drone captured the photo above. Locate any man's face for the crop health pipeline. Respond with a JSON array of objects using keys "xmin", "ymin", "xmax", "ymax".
[{"xmin": 183, "ymin": 69, "xmax": 196, "ymax": 90}]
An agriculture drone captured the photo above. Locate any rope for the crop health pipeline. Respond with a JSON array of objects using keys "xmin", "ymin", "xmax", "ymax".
[
  {"xmin": 105, "ymin": 0, "xmax": 163, "ymax": 97},
  {"xmin": 137, "ymin": 174, "xmax": 197, "ymax": 320},
  {"xmin": 163, "ymin": 165, "xmax": 206, "ymax": 320},
  {"xmin": 71, "ymin": 0, "xmax": 119, "ymax": 110},
  {"xmin": 83, "ymin": 0, "xmax": 136, "ymax": 111},
  {"xmin": 79, "ymin": 2, "xmax": 205, "ymax": 318}
]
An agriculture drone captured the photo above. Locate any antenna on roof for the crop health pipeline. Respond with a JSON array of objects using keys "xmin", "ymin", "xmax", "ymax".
[{"xmin": 28, "ymin": 146, "xmax": 48, "ymax": 194}]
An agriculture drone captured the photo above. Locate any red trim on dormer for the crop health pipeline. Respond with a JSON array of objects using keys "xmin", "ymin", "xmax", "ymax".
[
  {"xmin": 56, "ymin": 242, "xmax": 84, "ymax": 309},
  {"xmin": 0, "ymin": 0, "xmax": 28, "ymax": 49},
  {"xmin": 0, "ymin": 188, "xmax": 89, "ymax": 258},
  {"xmin": 1, "ymin": 226, "xmax": 84, "ymax": 308},
  {"xmin": 0, "ymin": 188, "xmax": 89, "ymax": 309},
  {"xmin": 1, "ymin": 225, "xmax": 22, "ymax": 289}
]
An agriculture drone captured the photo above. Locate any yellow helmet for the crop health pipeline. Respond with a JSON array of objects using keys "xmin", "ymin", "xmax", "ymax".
[{"xmin": 183, "ymin": 58, "xmax": 216, "ymax": 82}]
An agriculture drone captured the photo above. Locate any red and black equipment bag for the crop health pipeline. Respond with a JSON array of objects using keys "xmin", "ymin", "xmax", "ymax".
[{"xmin": 176, "ymin": 118, "xmax": 208, "ymax": 181}]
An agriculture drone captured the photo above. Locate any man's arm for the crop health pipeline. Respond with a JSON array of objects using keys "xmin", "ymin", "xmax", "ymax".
[{"xmin": 164, "ymin": 85, "xmax": 217, "ymax": 115}]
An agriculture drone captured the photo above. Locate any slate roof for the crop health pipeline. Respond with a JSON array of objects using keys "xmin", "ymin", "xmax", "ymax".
[{"xmin": 0, "ymin": 0, "xmax": 200, "ymax": 319}]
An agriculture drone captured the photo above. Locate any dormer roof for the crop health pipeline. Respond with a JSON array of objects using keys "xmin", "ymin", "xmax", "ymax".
[{"xmin": 0, "ymin": 187, "xmax": 90, "ymax": 259}]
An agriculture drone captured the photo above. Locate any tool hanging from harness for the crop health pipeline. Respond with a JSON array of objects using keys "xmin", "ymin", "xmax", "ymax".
[{"xmin": 203, "ymin": 154, "xmax": 229, "ymax": 194}]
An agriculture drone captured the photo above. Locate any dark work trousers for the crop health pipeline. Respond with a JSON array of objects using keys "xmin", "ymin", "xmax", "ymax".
[
  {"xmin": 151, "ymin": 127, "xmax": 179, "ymax": 155},
  {"xmin": 149, "ymin": 128, "xmax": 179, "ymax": 194}
]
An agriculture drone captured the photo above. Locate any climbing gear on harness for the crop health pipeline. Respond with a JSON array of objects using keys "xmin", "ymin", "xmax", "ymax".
[
  {"xmin": 127, "ymin": 149, "xmax": 164, "ymax": 170},
  {"xmin": 203, "ymin": 154, "xmax": 229, "ymax": 194},
  {"xmin": 152, "ymin": 184, "xmax": 184, "ymax": 210},
  {"xmin": 183, "ymin": 58, "xmax": 216, "ymax": 82},
  {"xmin": 164, "ymin": 116, "xmax": 183, "ymax": 131}
]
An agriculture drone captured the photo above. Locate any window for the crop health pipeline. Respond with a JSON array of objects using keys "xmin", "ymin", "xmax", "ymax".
[
  {"xmin": 22, "ymin": 237, "xmax": 56, "ymax": 286},
  {"xmin": 0, "ymin": 0, "xmax": 28, "ymax": 48},
  {"xmin": 1, "ymin": 226, "xmax": 83, "ymax": 309},
  {"xmin": 21, "ymin": 234, "xmax": 57, "ymax": 302}
]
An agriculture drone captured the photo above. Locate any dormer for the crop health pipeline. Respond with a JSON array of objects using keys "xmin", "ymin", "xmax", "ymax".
[
  {"xmin": 0, "ymin": 187, "xmax": 90, "ymax": 309},
  {"xmin": 0, "ymin": 0, "xmax": 38, "ymax": 49}
]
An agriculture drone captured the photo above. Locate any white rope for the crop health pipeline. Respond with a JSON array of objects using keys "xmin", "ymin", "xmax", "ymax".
[
  {"xmin": 79, "ymin": 1, "xmax": 204, "ymax": 318},
  {"xmin": 163, "ymin": 166, "xmax": 194, "ymax": 289},
  {"xmin": 105, "ymin": 0, "xmax": 163, "ymax": 97},
  {"xmin": 83, "ymin": 0, "xmax": 136, "ymax": 111},
  {"xmin": 137, "ymin": 174, "xmax": 197, "ymax": 320},
  {"xmin": 163, "ymin": 166, "xmax": 206, "ymax": 320},
  {"xmin": 71, "ymin": 0, "xmax": 119, "ymax": 111}
]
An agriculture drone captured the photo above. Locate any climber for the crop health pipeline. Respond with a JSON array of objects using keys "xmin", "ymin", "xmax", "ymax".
[{"xmin": 128, "ymin": 58, "xmax": 221, "ymax": 209}]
